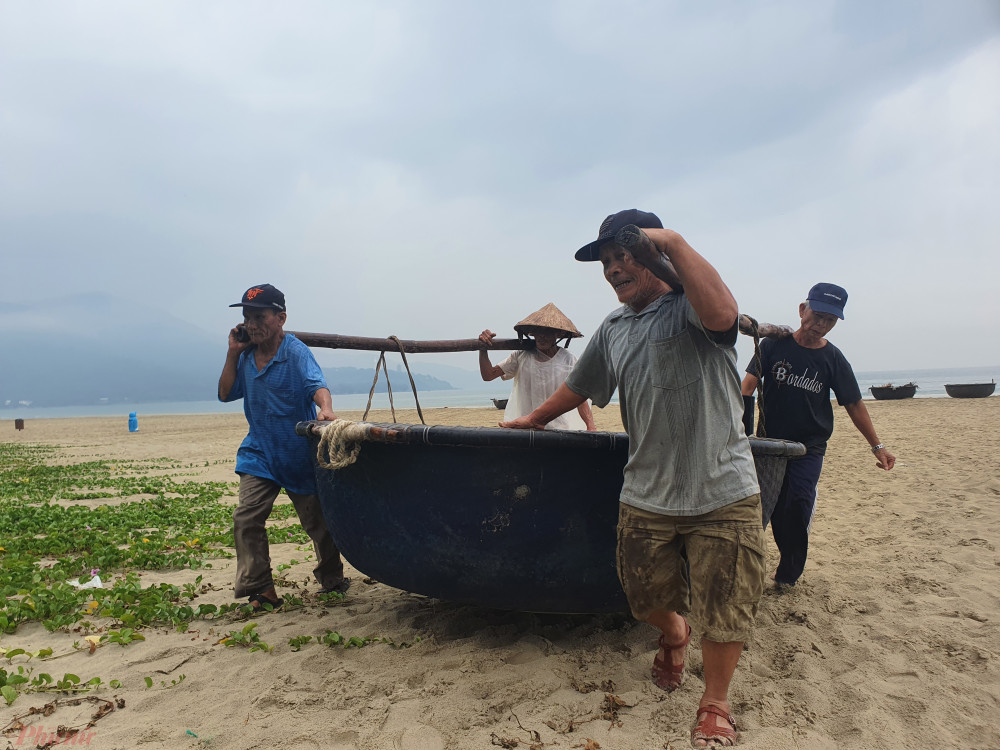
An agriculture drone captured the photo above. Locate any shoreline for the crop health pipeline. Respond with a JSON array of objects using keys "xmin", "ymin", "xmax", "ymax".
[
  {"xmin": 4, "ymin": 391, "xmax": 994, "ymax": 423},
  {"xmin": 3, "ymin": 370, "xmax": 996, "ymax": 421}
]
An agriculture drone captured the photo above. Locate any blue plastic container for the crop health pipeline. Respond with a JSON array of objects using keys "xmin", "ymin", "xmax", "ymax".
[{"xmin": 128, "ymin": 412, "xmax": 138, "ymax": 432}]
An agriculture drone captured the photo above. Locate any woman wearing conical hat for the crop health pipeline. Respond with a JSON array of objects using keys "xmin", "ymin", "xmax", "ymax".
[{"xmin": 478, "ymin": 303, "xmax": 596, "ymax": 431}]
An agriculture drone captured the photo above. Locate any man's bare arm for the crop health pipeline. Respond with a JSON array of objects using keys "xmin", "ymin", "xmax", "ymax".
[
  {"xmin": 843, "ymin": 400, "xmax": 896, "ymax": 471},
  {"xmin": 500, "ymin": 383, "xmax": 586, "ymax": 430},
  {"xmin": 615, "ymin": 226, "xmax": 737, "ymax": 332},
  {"xmin": 313, "ymin": 387, "xmax": 337, "ymax": 421},
  {"xmin": 478, "ymin": 330, "xmax": 505, "ymax": 381},
  {"xmin": 738, "ymin": 314, "xmax": 793, "ymax": 339}
]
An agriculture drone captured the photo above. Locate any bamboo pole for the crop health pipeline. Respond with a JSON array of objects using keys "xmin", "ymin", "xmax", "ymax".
[
  {"xmin": 288, "ymin": 331, "xmax": 534, "ymax": 354},
  {"xmin": 292, "ymin": 316, "xmax": 784, "ymax": 354}
]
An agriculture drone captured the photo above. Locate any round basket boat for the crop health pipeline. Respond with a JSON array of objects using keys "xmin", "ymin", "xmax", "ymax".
[
  {"xmin": 869, "ymin": 383, "xmax": 917, "ymax": 400},
  {"xmin": 944, "ymin": 382, "xmax": 995, "ymax": 398},
  {"xmin": 297, "ymin": 422, "xmax": 804, "ymax": 614}
]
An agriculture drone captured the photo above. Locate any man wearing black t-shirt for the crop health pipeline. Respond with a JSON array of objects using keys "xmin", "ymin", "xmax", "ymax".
[{"xmin": 741, "ymin": 283, "xmax": 895, "ymax": 587}]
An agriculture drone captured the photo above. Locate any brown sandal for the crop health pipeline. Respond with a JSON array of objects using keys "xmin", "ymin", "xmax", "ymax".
[
  {"xmin": 651, "ymin": 619, "xmax": 691, "ymax": 692},
  {"xmin": 691, "ymin": 704, "xmax": 738, "ymax": 747}
]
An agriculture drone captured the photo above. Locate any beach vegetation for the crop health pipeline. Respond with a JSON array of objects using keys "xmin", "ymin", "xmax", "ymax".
[
  {"xmin": 0, "ymin": 665, "xmax": 118, "ymax": 706},
  {"xmin": 316, "ymin": 589, "xmax": 347, "ymax": 603},
  {"xmin": 0, "ymin": 646, "xmax": 53, "ymax": 662},
  {"xmin": 219, "ymin": 622, "xmax": 273, "ymax": 652},
  {"xmin": 318, "ymin": 629, "xmax": 420, "ymax": 649},
  {"xmin": 103, "ymin": 628, "xmax": 145, "ymax": 646},
  {"xmin": 0, "ymin": 444, "xmax": 268, "ymax": 634},
  {"xmin": 144, "ymin": 673, "xmax": 186, "ymax": 689},
  {"xmin": 287, "ymin": 634, "xmax": 313, "ymax": 651},
  {"xmin": 0, "ymin": 441, "xmax": 420, "ymax": 702}
]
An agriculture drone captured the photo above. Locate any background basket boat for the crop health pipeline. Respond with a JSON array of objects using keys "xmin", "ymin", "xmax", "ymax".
[
  {"xmin": 944, "ymin": 381, "xmax": 995, "ymax": 398},
  {"xmin": 299, "ymin": 422, "xmax": 804, "ymax": 614},
  {"xmin": 490, "ymin": 398, "xmax": 508, "ymax": 409},
  {"xmin": 869, "ymin": 382, "xmax": 918, "ymax": 400}
]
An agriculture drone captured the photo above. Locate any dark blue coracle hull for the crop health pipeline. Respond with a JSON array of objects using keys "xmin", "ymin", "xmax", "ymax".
[
  {"xmin": 869, "ymin": 384, "xmax": 917, "ymax": 400},
  {"xmin": 298, "ymin": 423, "xmax": 804, "ymax": 614},
  {"xmin": 944, "ymin": 382, "xmax": 995, "ymax": 398}
]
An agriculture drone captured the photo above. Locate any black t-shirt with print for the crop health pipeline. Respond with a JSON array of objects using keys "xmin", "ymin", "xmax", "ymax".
[{"xmin": 746, "ymin": 336, "xmax": 862, "ymax": 454}]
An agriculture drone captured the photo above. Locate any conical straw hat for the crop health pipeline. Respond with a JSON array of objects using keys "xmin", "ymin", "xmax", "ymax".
[{"xmin": 513, "ymin": 303, "xmax": 583, "ymax": 339}]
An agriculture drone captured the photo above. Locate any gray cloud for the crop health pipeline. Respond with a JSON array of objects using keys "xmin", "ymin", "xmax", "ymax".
[{"xmin": 2, "ymin": 0, "xmax": 997, "ymax": 374}]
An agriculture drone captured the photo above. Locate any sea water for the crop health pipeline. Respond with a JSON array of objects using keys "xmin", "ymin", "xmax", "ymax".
[
  {"xmin": 853, "ymin": 365, "xmax": 996, "ymax": 399},
  {"xmin": 2, "ymin": 366, "xmax": 995, "ymax": 421},
  {"xmin": 0, "ymin": 386, "xmax": 512, "ymax": 420}
]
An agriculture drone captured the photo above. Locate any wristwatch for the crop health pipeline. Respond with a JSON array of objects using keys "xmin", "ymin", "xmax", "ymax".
[{"xmin": 871, "ymin": 443, "xmax": 885, "ymax": 453}]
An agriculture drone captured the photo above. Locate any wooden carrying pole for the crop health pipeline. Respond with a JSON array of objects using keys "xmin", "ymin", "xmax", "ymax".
[{"xmin": 288, "ymin": 332, "xmax": 534, "ymax": 354}]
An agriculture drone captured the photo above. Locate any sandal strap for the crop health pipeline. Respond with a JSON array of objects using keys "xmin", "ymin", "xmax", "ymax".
[
  {"xmin": 652, "ymin": 620, "xmax": 691, "ymax": 691},
  {"xmin": 657, "ymin": 621, "xmax": 692, "ymax": 651},
  {"xmin": 652, "ymin": 652, "xmax": 684, "ymax": 675},
  {"xmin": 697, "ymin": 704, "xmax": 736, "ymax": 727},
  {"xmin": 693, "ymin": 704, "xmax": 738, "ymax": 745}
]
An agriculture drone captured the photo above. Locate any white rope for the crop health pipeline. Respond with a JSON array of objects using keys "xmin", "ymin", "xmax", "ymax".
[{"xmin": 316, "ymin": 419, "xmax": 372, "ymax": 470}]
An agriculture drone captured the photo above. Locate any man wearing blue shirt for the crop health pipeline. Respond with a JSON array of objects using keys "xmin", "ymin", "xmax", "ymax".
[{"xmin": 219, "ymin": 283, "xmax": 348, "ymax": 610}]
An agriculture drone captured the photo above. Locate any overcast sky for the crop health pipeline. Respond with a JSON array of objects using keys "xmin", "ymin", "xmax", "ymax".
[{"xmin": 3, "ymin": 1, "xmax": 998, "ymax": 374}]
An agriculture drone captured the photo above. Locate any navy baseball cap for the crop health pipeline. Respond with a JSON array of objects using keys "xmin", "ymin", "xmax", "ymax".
[
  {"xmin": 575, "ymin": 209, "xmax": 663, "ymax": 262},
  {"xmin": 807, "ymin": 283, "xmax": 848, "ymax": 319},
  {"xmin": 229, "ymin": 284, "xmax": 286, "ymax": 311}
]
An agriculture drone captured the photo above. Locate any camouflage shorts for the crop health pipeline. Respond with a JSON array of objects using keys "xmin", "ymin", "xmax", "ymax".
[{"xmin": 616, "ymin": 494, "xmax": 766, "ymax": 642}]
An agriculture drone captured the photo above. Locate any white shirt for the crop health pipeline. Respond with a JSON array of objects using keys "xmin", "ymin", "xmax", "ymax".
[{"xmin": 498, "ymin": 348, "xmax": 587, "ymax": 431}]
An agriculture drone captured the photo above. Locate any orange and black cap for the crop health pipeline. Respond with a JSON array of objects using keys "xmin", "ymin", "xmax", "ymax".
[{"xmin": 229, "ymin": 284, "xmax": 286, "ymax": 311}]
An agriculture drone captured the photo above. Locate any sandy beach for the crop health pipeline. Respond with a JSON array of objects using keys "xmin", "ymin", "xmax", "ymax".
[{"xmin": 2, "ymin": 398, "xmax": 998, "ymax": 750}]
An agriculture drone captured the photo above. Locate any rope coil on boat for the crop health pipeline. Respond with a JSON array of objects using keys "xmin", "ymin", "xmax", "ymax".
[{"xmin": 316, "ymin": 419, "xmax": 371, "ymax": 470}]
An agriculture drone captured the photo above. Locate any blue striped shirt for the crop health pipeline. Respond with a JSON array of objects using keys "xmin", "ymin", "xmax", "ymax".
[{"xmin": 221, "ymin": 333, "xmax": 327, "ymax": 494}]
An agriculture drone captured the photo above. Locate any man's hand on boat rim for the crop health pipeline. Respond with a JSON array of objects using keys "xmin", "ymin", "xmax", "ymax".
[{"xmin": 499, "ymin": 415, "xmax": 547, "ymax": 430}]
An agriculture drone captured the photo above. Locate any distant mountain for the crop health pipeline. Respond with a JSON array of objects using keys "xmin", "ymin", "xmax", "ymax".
[
  {"xmin": 393, "ymin": 360, "xmax": 489, "ymax": 390},
  {"xmin": 322, "ymin": 366, "xmax": 453, "ymax": 395},
  {"xmin": 0, "ymin": 293, "xmax": 222, "ymax": 407},
  {"xmin": 0, "ymin": 294, "xmax": 467, "ymax": 408},
  {"xmin": 308, "ymin": 350, "xmax": 490, "ymax": 390}
]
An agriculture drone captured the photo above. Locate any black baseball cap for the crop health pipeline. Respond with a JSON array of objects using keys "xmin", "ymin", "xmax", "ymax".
[
  {"xmin": 575, "ymin": 209, "xmax": 664, "ymax": 261},
  {"xmin": 229, "ymin": 284, "xmax": 286, "ymax": 311}
]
